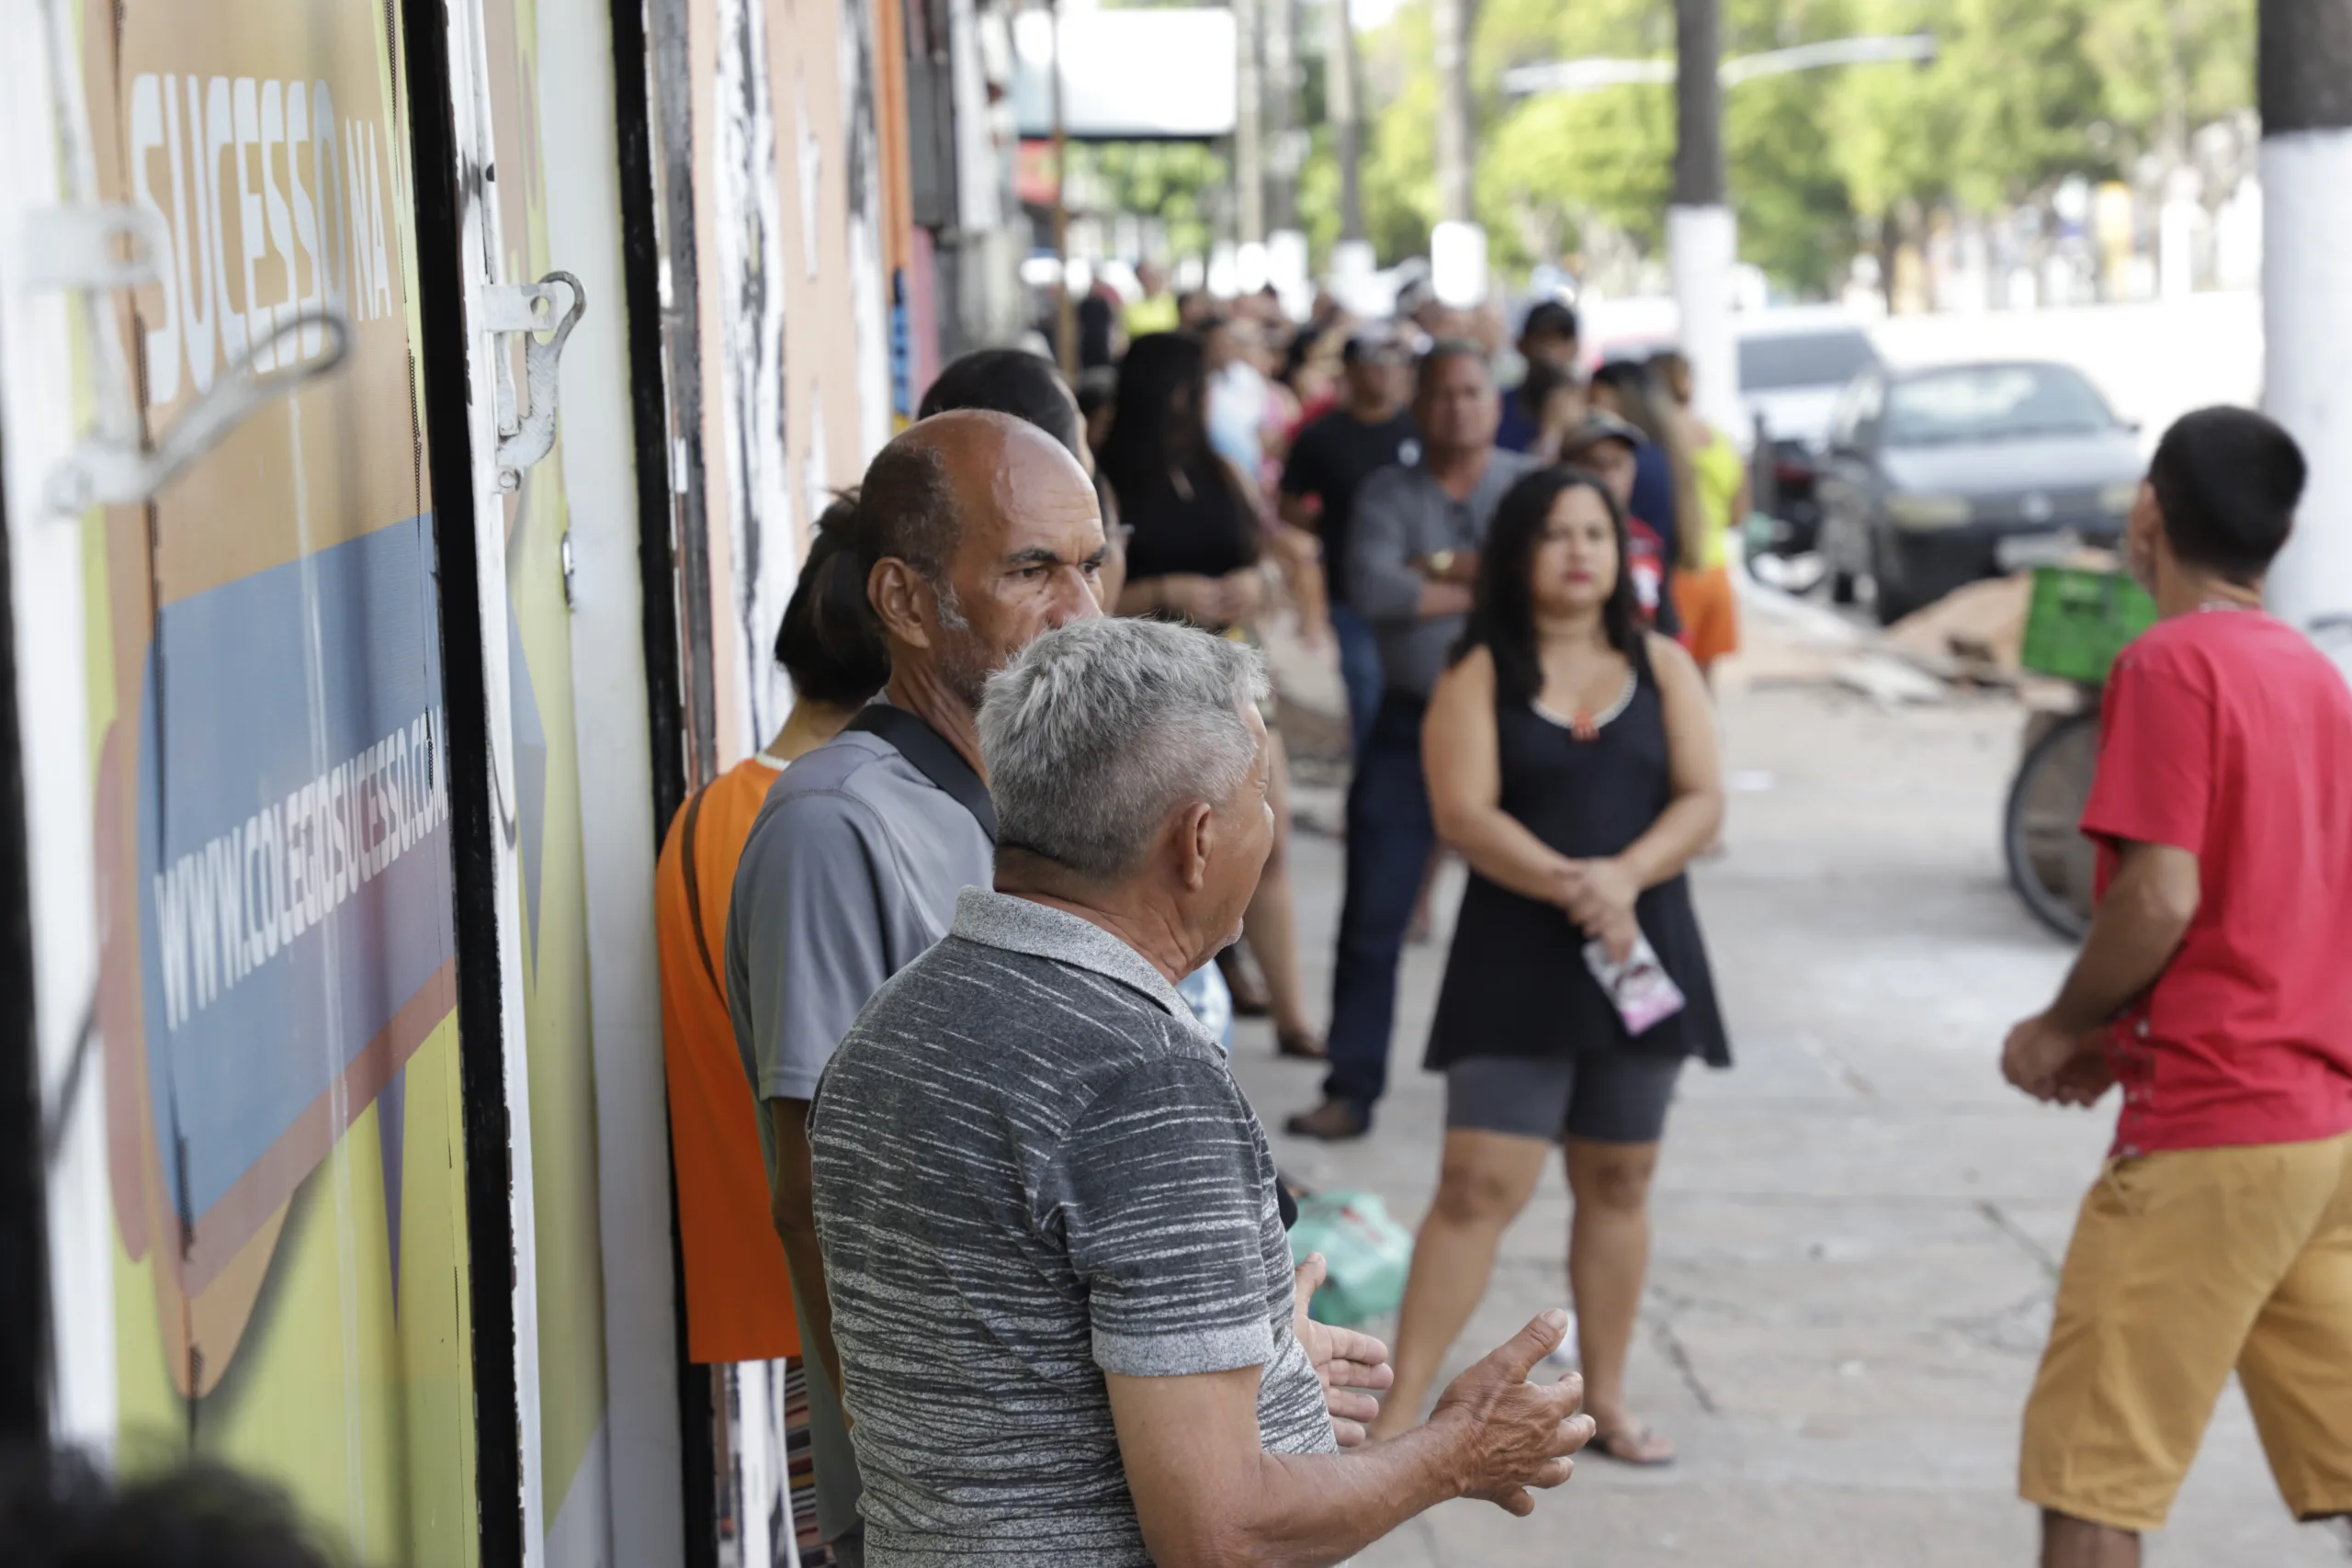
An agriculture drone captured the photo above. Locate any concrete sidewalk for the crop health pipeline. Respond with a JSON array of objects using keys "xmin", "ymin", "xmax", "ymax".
[{"xmin": 1230, "ymin": 664, "xmax": 2346, "ymax": 1565}]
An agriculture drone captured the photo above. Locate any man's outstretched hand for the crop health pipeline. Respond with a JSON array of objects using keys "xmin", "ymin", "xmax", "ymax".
[
  {"xmin": 1292, "ymin": 1253, "xmax": 1396, "ymax": 1447},
  {"xmin": 1429, "ymin": 1309, "xmax": 1597, "ymax": 1516}
]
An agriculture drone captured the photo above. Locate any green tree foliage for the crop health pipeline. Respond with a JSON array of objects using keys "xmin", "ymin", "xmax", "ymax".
[
  {"xmin": 2082, "ymin": 0, "xmax": 2253, "ymax": 164},
  {"xmin": 1722, "ymin": 0, "xmax": 1862, "ymax": 292},
  {"xmin": 1076, "ymin": 141, "xmax": 1233, "ymax": 261},
  {"xmin": 1340, "ymin": 0, "xmax": 2251, "ymax": 291}
]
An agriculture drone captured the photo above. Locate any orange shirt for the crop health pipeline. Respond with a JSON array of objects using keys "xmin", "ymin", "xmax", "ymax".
[{"xmin": 657, "ymin": 754, "xmax": 800, "ymax": 1362}]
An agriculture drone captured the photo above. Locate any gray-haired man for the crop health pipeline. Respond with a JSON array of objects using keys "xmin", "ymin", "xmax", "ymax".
[{"xmin": 807, "ymin": 618, "xmax": 1595, "ymax": 1567}]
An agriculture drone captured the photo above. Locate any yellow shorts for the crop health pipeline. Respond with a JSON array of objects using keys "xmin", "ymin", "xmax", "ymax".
[{"xmin": 2019, "ymin": 1129, "xmax": 2352, "ymax": 1532}]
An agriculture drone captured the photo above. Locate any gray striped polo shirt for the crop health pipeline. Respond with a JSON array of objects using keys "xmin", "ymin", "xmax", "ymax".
[{"xmin": 807, "ymin": 887, "xmax": 1335, "ymax": 1565}]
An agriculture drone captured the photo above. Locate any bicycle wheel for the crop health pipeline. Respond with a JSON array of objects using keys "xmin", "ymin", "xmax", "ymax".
[{"xmin": 2004, "ymin": 710, "xmax": 2099, "ymax": 941}]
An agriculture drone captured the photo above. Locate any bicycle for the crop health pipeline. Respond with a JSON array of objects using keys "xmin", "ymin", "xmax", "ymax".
[{"xmin": 2000, "ymin": 567, "xmax": 2156, "ymax": 941}]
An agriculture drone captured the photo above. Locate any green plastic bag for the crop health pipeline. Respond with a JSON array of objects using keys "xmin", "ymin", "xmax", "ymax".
[{"xmin": 1289, "ymin": 1190, "xmax": 1413, "ymax": 1326}]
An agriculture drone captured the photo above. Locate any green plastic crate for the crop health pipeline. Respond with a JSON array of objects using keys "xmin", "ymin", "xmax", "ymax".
[{"xmin": 2018, "ymin": 566, "xmax": 2157, "ymax": 685}]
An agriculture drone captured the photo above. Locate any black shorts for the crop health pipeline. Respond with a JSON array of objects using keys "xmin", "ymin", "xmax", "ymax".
[{"xmin": 1444, "ymin": 1053, "xmax": 1684, "ymax": 1145}]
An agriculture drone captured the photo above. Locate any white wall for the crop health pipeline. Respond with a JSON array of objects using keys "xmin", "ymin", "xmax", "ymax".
[{"xmin": 537, "ymin": 0, "xmax": 685, "ymax": 1562}]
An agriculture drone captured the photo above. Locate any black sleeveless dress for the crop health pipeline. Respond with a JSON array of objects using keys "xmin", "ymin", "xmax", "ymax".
[{"xmin": 1425, "ymin": 642, "xmax": 1731, "ymax": 1069}]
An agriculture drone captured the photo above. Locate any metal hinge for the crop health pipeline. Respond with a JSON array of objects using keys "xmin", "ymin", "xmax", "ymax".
[
  {"xmin": 480, "ymin": 271, "xmax": 584, "ymax": 492},
  {"xmin": 24, "ymin": 204, "xmax": 348, "ymax": 513}
]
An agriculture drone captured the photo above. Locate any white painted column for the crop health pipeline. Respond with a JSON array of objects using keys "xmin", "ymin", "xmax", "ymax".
[
  {"xmin": 1668, "ymin": 204, "xmax": 1743, "ymax": 439},
  {"xmin": 2256, "ymin": 0, "xmax": 2352, "ymax": 674},
  {"xmin": 538, "ymin": 0, "xmax": 685, "ymax": 1562},
  {"xmin": 1668, "ymin": 0, "xmax": 1743, "ymax": 443},
  {"xmin": 1, "ymin": 0, "xmax": 114, "ymax": 1458}
]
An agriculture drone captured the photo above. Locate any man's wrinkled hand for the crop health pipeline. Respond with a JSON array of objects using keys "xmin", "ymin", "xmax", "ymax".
[
  {"xmin": 1292, "ymin": 1254, "xmax": 1395, "ymax": 1447},
  {"xmin": 1430, "ymin": 1309, "xmax": 1595, "ymax": 1517}
]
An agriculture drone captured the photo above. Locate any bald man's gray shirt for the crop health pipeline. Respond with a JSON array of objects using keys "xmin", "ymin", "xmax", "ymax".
[
  {"xmin": 725, "ymin": 720, "xmax": 995, "ymax": 1568},
  {"xmin": 727, "ymin": 727, "xmax": 994, "ymax": 1165}
]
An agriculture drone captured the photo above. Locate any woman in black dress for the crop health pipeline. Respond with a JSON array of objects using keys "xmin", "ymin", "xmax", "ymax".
[
  {"xmin": 1100, "ymin": 333, "xmax": 1323, "ymax": 1060},
  {"xmin": 1366, "ymin": 468, "xmax": 1729, "ymax": 1464}
]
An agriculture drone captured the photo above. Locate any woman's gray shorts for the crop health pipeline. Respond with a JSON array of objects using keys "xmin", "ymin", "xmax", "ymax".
[{"xmin": 1444, "ymin": 1053, "xmax": 1685, "ymax": 1145}]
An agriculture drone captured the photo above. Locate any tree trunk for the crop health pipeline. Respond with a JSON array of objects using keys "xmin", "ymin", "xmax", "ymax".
[{"xmin": 1671, "ymin": 0, "xmax": 1724, "ymax": 209}]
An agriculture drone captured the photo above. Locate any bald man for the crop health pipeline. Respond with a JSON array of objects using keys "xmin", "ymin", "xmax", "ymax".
[{"xmin": 727, "ymin": 412, "xmax": 1106, "ymax": 1566}]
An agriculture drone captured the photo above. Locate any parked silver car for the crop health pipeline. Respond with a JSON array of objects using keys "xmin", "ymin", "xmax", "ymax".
[
  {"xmin": 1738, "ymin": 310, "xmax": 1883, "ymax": 558},
  {"xmin": 1817, "ymin": 361, "xmax": 2143, "ymax": 624}
]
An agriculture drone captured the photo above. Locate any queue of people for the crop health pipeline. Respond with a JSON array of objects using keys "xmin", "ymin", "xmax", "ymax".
[
  {"xmin": 644, "ymin": 307, "xmax": 1742, "ymax": 1563},
  {"xmin": 7, "ymin": 268, "xmax": 2337, "ymax": 1568},
  {"xmin": 647, "ymin": 292, "xmax": 2352, "ymax": 1568}
]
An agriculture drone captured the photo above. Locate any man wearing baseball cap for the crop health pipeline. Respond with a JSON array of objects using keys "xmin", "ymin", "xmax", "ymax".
[
  {"xmin": 1559, "ymin": 413, "xmax": 1680, "ymax": 637},
  {"xmin": 1498, "ymin": 299, "xmax": 1582, "ymax": 453}
]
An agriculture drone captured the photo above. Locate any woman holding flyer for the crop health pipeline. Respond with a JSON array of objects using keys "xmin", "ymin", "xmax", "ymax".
[{"xmin": 1366, "ymin": 467, "xmax": 1729, "ymax": 1465}]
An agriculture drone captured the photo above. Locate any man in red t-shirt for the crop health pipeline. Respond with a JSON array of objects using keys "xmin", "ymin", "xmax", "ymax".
[{"xmin": 2002, "ymin": 407, "xmax": 2352, "ymax": 1566}]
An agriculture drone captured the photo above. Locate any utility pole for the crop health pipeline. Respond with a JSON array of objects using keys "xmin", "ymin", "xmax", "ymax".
[
  {"xmin": 1266, "ymin": 0, "xmax": 1299, "ymax": 235},
  {"xmin": 1235, "ymin": 0, "xmax": 1267, "ymax": 244},
  {"xmin": 2259, "ymin": 0, "xmax": 2352, "ymax": 666},
  {"xmin": 1329, "ymin": 0, "xmax": 1365, "ymax": 243},
  {"xmin": 1668, "ymin": 0, "xmax": 1741, "ymax": 440},
  {"xmin": 1049, "ymin": 0, "xmax": 1077, "ymax": 378},
  {"xmin": 1432, "ymin": 0, "xmax": 1473, "ymax": 224}
]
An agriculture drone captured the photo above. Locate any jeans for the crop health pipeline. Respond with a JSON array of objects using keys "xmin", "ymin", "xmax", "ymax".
[
  {"xmin": 1329, "ymin": 604, "xmax": 1385, "ymax": 759},
  {"xmin": 1322, "ymin": 693, "xmax": 1436, "ymax": 1116}
]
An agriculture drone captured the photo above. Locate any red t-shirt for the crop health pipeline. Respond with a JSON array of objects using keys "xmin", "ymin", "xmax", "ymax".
[
  {"xmin": 2082, "ymin": 609, "xmax": 2352, "ymax": 1156},
  {"xmin": 1626, "ymin": 518, "xmax": 1669, "ymax": 628}
]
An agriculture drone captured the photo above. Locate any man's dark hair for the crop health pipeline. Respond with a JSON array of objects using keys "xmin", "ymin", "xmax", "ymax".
[
  {"xmin": 775, "ymin": 491, "xmax": 891, "ymax": 705},
  {"xmin": 1521, "ymin": 299, "xmax": 1579, "ymax": 344},
  {"xmin": 1074, "ymin": 366, "xmax": 1117, "ymax": 423},
  {"xmin": 2148, "ymin": 406, "xmax": 2306, "ymax": 583},
  {"xmin": 855, "ymin": 437, "xmax": 960, "ymax": 588},
  {"xmin": 1416, "ymin": 339, "xmax": 1490, "ymax": 399},
  {"xmin": 1521, "ymin": 360, "xmax": 1579, "ymax": 418},
  {"xmin": 918, "ymin": 348, "xmax": 1085, "ymax": 463},
  {"xmin": 1589, "ymin": 358, "xmax": 1675, "ymax": 448},
  {"xmin": 0, "ymin": 1446, "xmax": 337, "ymax": 1568}
]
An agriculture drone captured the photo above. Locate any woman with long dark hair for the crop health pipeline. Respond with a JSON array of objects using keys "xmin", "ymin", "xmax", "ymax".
[
  {"xmin": 1100, "ymin": 333, "xmax": 1268, "ymax": 623},
  {"xmin": 1366, "ymin": 467, "xmax": 1729, "ymax": 1465},
  {"xmin": 1101, "ymin": 331, "xmax": 1325, "ymax": 1061}
]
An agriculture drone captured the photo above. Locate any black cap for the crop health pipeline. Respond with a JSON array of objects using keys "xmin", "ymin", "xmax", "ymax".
[{"xmin": 1521, "ymin": 299, "xmax": 1580, "ymax": 343}]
